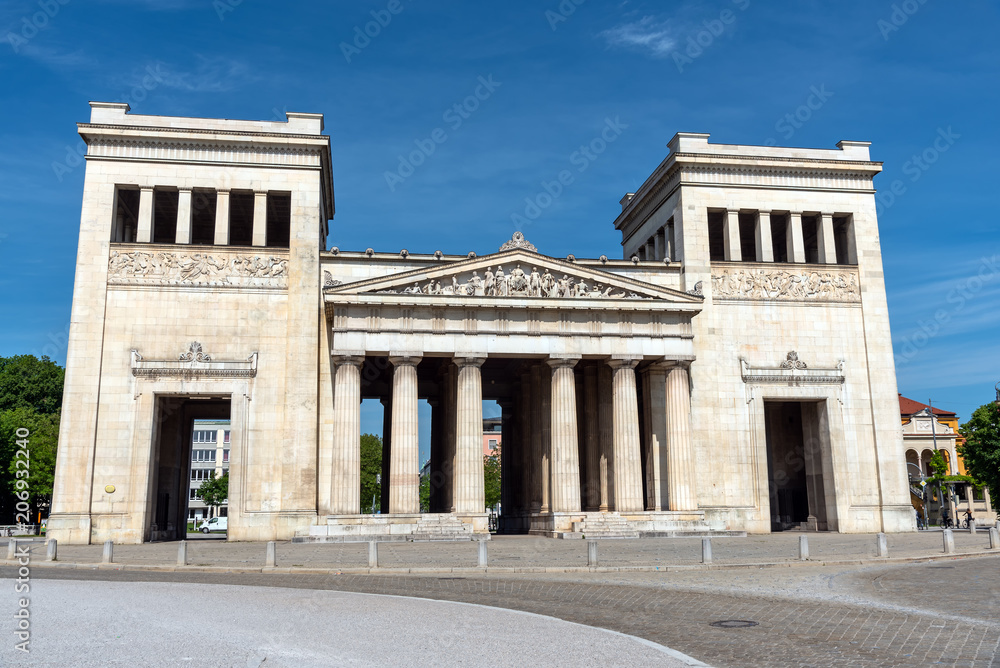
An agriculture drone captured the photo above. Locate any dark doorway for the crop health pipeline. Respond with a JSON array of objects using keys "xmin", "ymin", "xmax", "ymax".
[
  {"xmin": 148, "ymin": 396, "xmax": 231, "ymax": 541},
  {"xmin": 764, "ymin": 400, "xmax": 833, "ymax": 531}
]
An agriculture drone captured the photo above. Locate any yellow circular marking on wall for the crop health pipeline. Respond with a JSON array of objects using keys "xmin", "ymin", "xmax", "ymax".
[{"xmin": 105, "ymin": 485, "xmax": 116, "ymax": 494}]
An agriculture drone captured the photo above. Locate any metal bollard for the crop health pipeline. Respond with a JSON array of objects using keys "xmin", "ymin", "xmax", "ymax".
[
  {"xmin": 798, "ymin": 534, "xmax": 809, "ymax": 561},
  {"xmin": 6, "ymin": 538, "xmax": 16, "ymax": 561},
  {"xmin": 876, "ymin": 532, "xmax": 888, "ymax": 558},
  {"xmin": 587, "ymin": 540, "xmax": 599, "ymax": 567},
  {"xmin": 265, "ymin": 541, "xmax": 276, "ymax": 568},
  {"xmin": 368, "ymin": 541, "xmax": 379, "ymax": 568},
  {"xmin": 942, "ymin": 529, "xmax": 954, "ymax": 554},
  {"xmin": 46, "ymin": 539, "xmax": 57, "ymax": 562},
  {"xmin": 478, "ymin": 540, "xmax": 488, "ymax": 568},
  {"xmin": 102, "ymin": 540, "xmax": 114, "ymax": 564},
  {"xmin": 701, "ymin": 537, "xmax": 712, "ymax": 565},
  {"xmin": 988, "ymin": 527, "xmax": 999, "ymax": 550},
  {"xmin": 177, "ymin": 540, "xmax": 187, "ymax": 566}
]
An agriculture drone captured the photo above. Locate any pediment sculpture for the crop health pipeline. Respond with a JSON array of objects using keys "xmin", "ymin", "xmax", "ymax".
[{"xmin": 376, "ymin": 263, "xmax": 644, "ymax": 300}]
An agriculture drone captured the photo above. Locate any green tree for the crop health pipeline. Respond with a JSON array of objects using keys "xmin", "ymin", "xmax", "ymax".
[
  {"xmin": 0, "ymin": 407, "xmax": 59, "ymax": 522},
  {"xmin": 197, "ymin": 472, "xmax": 229, "ymax": 517},
  {"xmin": 360, "ymin": 433, "xmax": 382, "ymax": 513},
  {"xmin": 0, "ymin": 355, "xmax": 65, "ymax": 414},
  {"xmin": 959, "ymin": 401, "xmax": 1000, "ymax": 514},
  {"xmin": 484, "ymin": 446, "xmax": 501, "ymax": 511},
  {"xmin": 419, "ymin": 466, "xmax": 430, "ymax": 513}
]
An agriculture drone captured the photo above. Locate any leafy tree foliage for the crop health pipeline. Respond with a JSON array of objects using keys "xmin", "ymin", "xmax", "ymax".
[
  {"xmin": 197, "ymin": 471, "xmax": 229, "ymax": 511},
  {"xmin": 419, "ymin": 467, "xmax": 430, "ymax": 513},
  {"xmin": 959, "ymin": 402, "xmax": 1000, "ymax": 513},
  {"xmin": 0, "ymin": 355, "xmax": 65, "ymax": 414},
  {"xmin": 0, "ymin": 407, "xmax": 59, "ymax": 522},
  {"xmin": 360, "ymin": 433, "xmax": 382, "ymax": 513},
  {"xmin": 0, "ymin": 355, "xmax": 65, "ymax": 524},
  {"xmin": 484, "ymin": 446, "xmax": 501, "ymax": 511}
]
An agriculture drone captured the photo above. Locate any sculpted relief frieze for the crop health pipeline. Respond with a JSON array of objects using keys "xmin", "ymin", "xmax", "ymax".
[
  {"xmin": 372, "ymin": 264, "xmax": 649, "ymax": 300},
  {"xmin": 711, "ymin": 266, "xmax": 860, "ymax": 303},
  {"xmin": 108, "ymin": 248, "xmax": 288, "ymax": 289}
]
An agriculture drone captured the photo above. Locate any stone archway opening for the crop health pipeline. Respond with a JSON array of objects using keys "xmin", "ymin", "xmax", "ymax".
[{"xmin": 148, "ymin": 395, "xmax": 231, "ymax": 542}]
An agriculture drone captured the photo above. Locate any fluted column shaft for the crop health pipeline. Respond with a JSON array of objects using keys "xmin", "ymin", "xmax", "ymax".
[
  {"xmin": 452, "ymin": 357, "xmax": 486, "ymax": 513},
  {"xmin": 642, "ymin": 365, "xmax": 669, "ymax": 511},
  {"xmin": 610, "ymin": 358, "xmax": 643, "ymax": 513},
  {"xmin": 519, "ymin": 370, "xmax": 533, "ymax": 513},
  {"xmin": 583, "ymin": 366, "xmax": 601, "ymax": 511},
  {"xmin": 388, "ymin": 356, "xmax": 421, "ymax": 514},
  {"xmin": 499, "ymin": 400, "xmax": 516, "ymax": 518},
  {"xmin": 597, "ymin": 364, "xmax": 614, "ymax": 512},
  {"xmin": 529, "ymin": 365, "xmax": 543, "ymax": 512},
  {"xmin": 331, "ymin": 355, "xmax": 363, "ymax": 514},
  {"xmin": 548, "ymin": 357, "xmax": 582, "ymax": 513},
  {"xmin": 540, "ymin": 364, "xmax": 552, "ymax": 513},
  {"xmin": 666, "ymin": 364, "xmax": 698, "ymax": 511}
]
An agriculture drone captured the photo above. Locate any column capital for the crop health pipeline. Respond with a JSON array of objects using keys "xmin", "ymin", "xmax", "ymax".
[
  {"xmin": 331, "ymin": 353, "xmax": 364, "ymax": 366},
  {"xmin": 453, "ymin": 355, "xmax": 486, "ymax": 368},
  {"xmin": 607, "ymin": 356, "xmax": 641, "ymax": 370},
  {"xmin": 139, "ymin": 186, "xmax": 154, "ymax": 192},
  {"xmin": 216, "ymin": 188, "xmax": 231, "ymax": 195},
  {"xmin": 546, "ymin": 355, "xmax": 581, "ymax": 369},
  {"xmin": 177, "ymin": 187, "xmax": 193, "ymax": 194},
  {"xmin": 650, "ymin": 356, "xmax": 695, "ymax": 371},
  {"xmin": 389, "ymin": 354, "xmax": 422, "ymax": 367},
  {"xmin": 757, "ymin": 209, "xmax": 771, "ymax": 216},
  {"xmin": 253, "ymin": 190, "xmax": 268, "ymax": 196}
]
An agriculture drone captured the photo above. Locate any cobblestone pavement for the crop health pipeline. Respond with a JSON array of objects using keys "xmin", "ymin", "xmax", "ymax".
[
  {"xmin": 6, "ymin": 530, "xmax": 997, "ymax": 571},
  {"xmin": 5, "ymin": 547, "xmax": 998, "ymax": 666}
]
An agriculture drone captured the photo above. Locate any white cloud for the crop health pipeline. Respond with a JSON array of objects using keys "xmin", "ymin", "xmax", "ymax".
[{"xmin": 599, "ymin": 16, "xmax": 677, "ymax": 58}]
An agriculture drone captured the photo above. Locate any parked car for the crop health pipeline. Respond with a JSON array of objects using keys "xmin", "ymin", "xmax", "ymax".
[{"xmin": 198, "ymin": 517, "xmax": 227, "ymax": 533}]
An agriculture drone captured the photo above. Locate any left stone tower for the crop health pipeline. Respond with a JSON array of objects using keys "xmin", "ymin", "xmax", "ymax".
[{"xmin": 47, "ymin": 102, "xmax": 335, "ymax": 544}]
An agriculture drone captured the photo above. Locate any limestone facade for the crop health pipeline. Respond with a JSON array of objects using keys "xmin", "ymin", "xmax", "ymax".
[{"xmin": 47, "ymin": 106, "xmax": 914, "ymax": 544}]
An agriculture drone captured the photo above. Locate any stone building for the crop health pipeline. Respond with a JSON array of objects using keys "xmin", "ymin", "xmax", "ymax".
[{"xmin": 47, "ymin": 103, "xmax": 914, "ymax": 544}]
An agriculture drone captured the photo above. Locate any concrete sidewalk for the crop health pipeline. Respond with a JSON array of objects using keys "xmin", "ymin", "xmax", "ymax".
[{"xmin": 6, "ymin": 530, "xmax": 998, "ymax": 574}]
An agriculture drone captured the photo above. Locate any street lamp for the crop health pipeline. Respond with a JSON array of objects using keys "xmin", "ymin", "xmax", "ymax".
[{"xmin": 907, "ymin": 462, "xmax": 929, "ymax": 529}]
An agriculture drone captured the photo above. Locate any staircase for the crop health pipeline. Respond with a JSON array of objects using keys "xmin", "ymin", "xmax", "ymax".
[
  {"xmin": 569, "ymin": 513, "xmax": 639, "ymax": 539},
  {"xmin": 410, "ymin": 514, "xmax": 479, "ymax": 541}
]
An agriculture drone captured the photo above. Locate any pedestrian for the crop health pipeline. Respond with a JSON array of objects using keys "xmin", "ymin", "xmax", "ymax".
[{"xmin": 915, "ymin": 508, "xmax": 924, "ymax": 530}]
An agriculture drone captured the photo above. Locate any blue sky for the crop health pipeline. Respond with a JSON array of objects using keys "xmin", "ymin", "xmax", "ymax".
[{"xmin": 1, "ymin": 0, "xmax": 998, "ymax": 439}]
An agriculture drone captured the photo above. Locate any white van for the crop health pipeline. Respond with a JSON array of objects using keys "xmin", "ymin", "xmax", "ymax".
[{"xmin": 199, "ymin": 516, "xmax": 228, "ymax": 533}]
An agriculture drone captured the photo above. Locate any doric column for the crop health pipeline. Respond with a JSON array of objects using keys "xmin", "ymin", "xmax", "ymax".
[
  {"xmin": 452, "ymin": 356, "xmax": 485, "ymax": 513},
  {"xmin": 583, "ymin": 365, "xmax": 601, "ymax": 511},
  {"xmin": 136, "ymin": 186, "xmax": 154, "ymax": 243},
  {"xmin": 379, "ymin": 396, "xmax": 392, "ymax": 513},
  {"xmin": 388, "ymin": 355, "xmax": 421, "ymax": 514},
  {"xmin": 609, "ymin": 357, "xmax": 643, "ymax": 513},
  {"xmin": 597, "ymin": 364, "xmax": 614, "ymax": 511},
  {"xmin": 985, "ymin": 487, "xmax": 993, "ymax": 514},
  {"xmin": 428, "ymin": 398, "xmax": 442, "ymax": 513},
  {"xmin": 723, "ymin": 209, "xmax": 742, "ymax": 261},
  {"xmin": 175, "ymin": 188, "xmax": 193, "ymax": 244},
  {"xmin": 817, "ymin": 212, "xmax": 837, "ymax": 264},
  {"xmin": 498, "ymin": 399, "xmax": 516, "ymax": 520},
  {"xmin": 519, "ymin": 369, "xmax": 535, "ymax": 513},
  {"xmin": 652, "ymin": 229, "xmax": 664, "ymax": 261},
  {"xmin": 665, "ymin": 364, "xmax": 698, "ymax": 511},
  {"xmin": 787, "ymin": 212, "xmax": 806, "ymax": 263},
  {"xmin": 641, "ymin": 364, "xmax": 669, "ymax": 511},
  {"xmin": 214, "ymin": 189, "xmax": 230, "ymax": 245},
  {"xmin": 529, "ymin": 365, "xmax": 543, "ymax": 513},
  {"xmin": 547, "ymin": 357, "xmax": 582, "ymax": 513},
  {"xmin": 252, "ymin": 190, "xmax": 268, "ymax": 246},
  {"xmin": 540, "ymin": 362, "xmax": 552, "ymax": 513},
  {"xmin": 754, "ymin": 210, "xmax": 774, "ymax": 262},
  {"xmin": 441, "ymin": 363, "xmax": 457, "ymax": 512},
  {"xmin": 330, "ymin": 355, "xmax": 363, "ymax": 514}
]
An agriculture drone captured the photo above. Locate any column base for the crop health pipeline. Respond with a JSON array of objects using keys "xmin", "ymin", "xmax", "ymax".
[
  {"xmin": 296, "ymin": 513, "xmax": 490, "ymax": 542},
  {"xmin": 44, "ymin": 513, "xmax": 93, "ymax": 545}
]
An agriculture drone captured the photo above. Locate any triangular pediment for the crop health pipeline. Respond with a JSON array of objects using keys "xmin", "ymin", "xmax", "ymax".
[{"xmin": 325, "ymin": 248, "xmax": 702, "ymax": 305}]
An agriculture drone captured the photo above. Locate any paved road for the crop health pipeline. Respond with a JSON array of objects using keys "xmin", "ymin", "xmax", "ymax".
[
  {"xmin": 0, "ymin": 579, "xmax": 699, "ymax": 668},
  {"xmin": 4, "ymin": 554, "xmax": 998, "ymax": 666}
]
